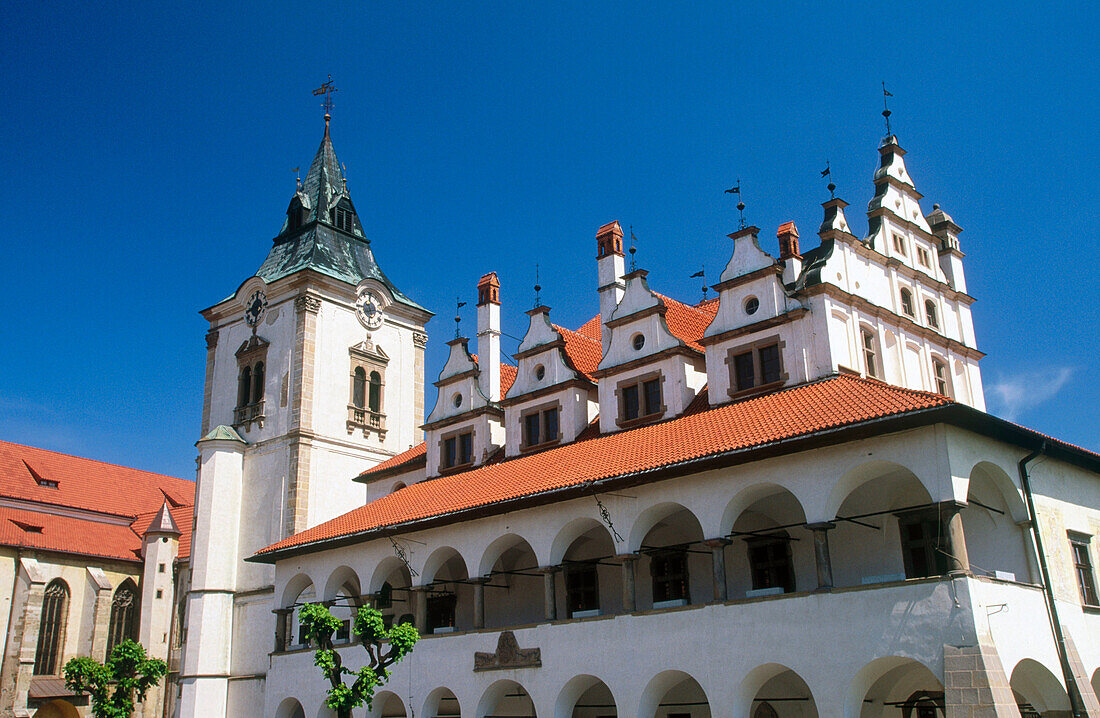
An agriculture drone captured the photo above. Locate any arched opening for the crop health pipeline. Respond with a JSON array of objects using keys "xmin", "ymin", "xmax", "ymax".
[
  {"xmin": 252, "ymin": 361, "xmax": 265, "ymax": 402},
  {"xmin": 556, "ymin": 675, "xmax": 617, "ymax": 718},
  {"xmin": 1009, "ymin": 659, "xmax": 1070, "ymax": 718},
  {"xmin": 632, "ymin": 504, "xmax": 707, "ymax": 609},
  {"xmin": 477, "ymin": 679, "xmax": 536, "ymax": 718},
  {"xmin": 369, "ymin": 691, "xmax": 408, "ymax": 718},
  {"xmin": 738, "ymin": 664, "xmax": 818, "ymax": 718},
  {"xmin": 421, "ymin": 547, "xmax": 470, "ymax": 633},
  {"xmin": 275, "ymin": 697, "xmax": 307, "ymax": 718},
  {"xmin": 369, "ymin": 557, "xmax": 414, "ymax": 629},
  {"xmin": 35, "ymin": 579, "xmax": 69, "ymax": 675},
  {"xmin": 423, "ymin": 687, "xmax": 460, "ymax": 718},
  {"xmin": 847, "ymin": 657, "xmax": 943, "ymax": 718},
  {"xmin": 829, "ymin": 463, "xmax": 941, "ymax": 587},
  {"xmin": 899, "ymin": 288, "xmax": 915, "ymax": 318},
  {"xmin": 106, "ymin": 578, "xmax": 139, "ymax": 658},
  {"xmin": 289, "ymin": 581, "xmax": 316, "ymax": 649},
  {"xmin": 925, "ymin": 300, "xmax": 939, "ymax": 330},
  {"xmin": 554, "ymin": 520, "xmax": 621, "ymax": 618},
  {"xmin": 962, "ymin": 463, "xmax": 1030, "ymax": 583},
  {"xmin": 31, "ymin": 700, "xmax": 80, "ymax": 718},
  {"xmin": 480, "ymin": 534, "xmax": 543, "ymax": 628},
  {"xmin": 391, "ymin": 482, "xmax": 406, "ymax": 494},
  {"xmin": 238, "ymin": 365, "xmax": 252, "ymax": 408},
  {"xmin": 369, "ymin": 371, "xmax": 382, "ymax": 413},
  {"xmin": 353, "ymin": 367, "xmax": 367, "ymax": 409},
  {"xmin": 324, "ymin": 567, "xmax": 363, "ymax": 645},
  {"xmin": 724, "ymin": 487, "xmax": 809, "ymax": 598},
  {"xmin": 639, "ymin": 671, "xmax": 710, "ymax": 718}
]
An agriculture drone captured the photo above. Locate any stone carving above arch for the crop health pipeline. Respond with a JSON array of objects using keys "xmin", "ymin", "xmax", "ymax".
[{"xmin": 473, "ymin": 631, "xmax": 541, "ymax": 671}]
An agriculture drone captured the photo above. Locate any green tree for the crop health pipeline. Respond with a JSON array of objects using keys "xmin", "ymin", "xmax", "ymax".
[
  {"xmin": 63, "ymin": 639, "xmax": 167, "ymax": 718},
  {"xmin": 298, "ymin": 602, "xmax": 419, "ymax": 718}
]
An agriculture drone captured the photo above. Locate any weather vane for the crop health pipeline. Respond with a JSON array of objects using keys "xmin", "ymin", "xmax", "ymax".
[
  {"xmin": 882, "ymin": 82, "xmax": 893, "ymax": 135},
  {"xmin": 691, "ymin": 266, "xmax": 706, "ymax": 301},
  {"xmin": 725, "ymin": 180, "xmax": 745, "ymax": 228},
  {"xmin": 313, "ymin": 75, "xmax": 339, "ymax": 120},
  {"xmin": 455, "ymin": 297, "xmax": 466, "ymax": 338},
  {"xmin": 628, "ymin": 226, "xmax": 638, "ymax": 271},
  {"xmin": 821, "ymin": 160, "xmax": 835, "ymax": 198},
  {"xmin": 534, "ymin": 264, "xmax": 542, "ymax": 307}
]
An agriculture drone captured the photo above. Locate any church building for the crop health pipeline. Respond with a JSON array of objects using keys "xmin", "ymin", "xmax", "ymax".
[{"xmin": 179, "ymin": 110, "xmax": 1100, "ymax": 718}]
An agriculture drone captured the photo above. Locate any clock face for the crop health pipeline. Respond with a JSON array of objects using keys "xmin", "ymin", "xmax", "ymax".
[
  {"xmin": 244, "ymin": 290, "xmax": 268, "ymax": 327},
  {"xmin": 356, "ymin": 291, "xmax": 385, "ymax": 330}
]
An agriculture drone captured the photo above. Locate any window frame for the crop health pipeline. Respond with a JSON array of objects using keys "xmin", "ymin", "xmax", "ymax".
[
  {"xmin": 916, "ymin": 246, "xmax": 932, "ymax": 269},
  {"xmin": 896, "ymin": 510, "xmax": 949, "ymax": 579},
  {"xmin": 860, "ymin": 326, "xmax": 880, "ymax": 379},
  {"xmin": 614, "ymin": 371, "xmax": 666, "ymax": 428},
  {"xmin": 521, "ymin": 401, "xmax": 563, "ymax": 450},
  {"xmin": 35, "ymin": 579, "xmax": 69, "ymax": 675},
  {"xmin": 925, "ymin": 299, "xmax": 940, "ymax": 330},
  {"xmin": 651, "ymin": 549, "xmax": 690, "ymax": 604},
  {"xmin": 892, "ymin": 232, "xmax": 908, "ymax": 257},
  {"xmin": 1068, "ymin": 532, "xmax": 1099, "ymax": 607},
  {"xmin": 564, "ymin": 561, "xmax": 601, "ymax": 616},
  {"xmin": 439, "ymin": 427, "xmax": 475, "ymax": 472},
  {"xmin": 347, "ymin": 341, "xmax": 388, "ymax": 438},
  {"xmin": 105, "ymin": 579, "xmax": 139, "ymax": 659},
  {"xmin": 900, "ymin": 287, "xmax": 915, "ymax": 317},
  {"xmin": 725, "ymin": 336, "xmax": 786, "ymax": 398},
  {"xmin": 746, "ymin": 534, "xmax": 796, "ymax": 593},
  {"xmin": 932, "ymin": 357, "xmax": 952, "ymax": 397}
]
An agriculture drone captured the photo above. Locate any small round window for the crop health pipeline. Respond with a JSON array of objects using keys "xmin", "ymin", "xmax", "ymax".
[
  {"xmin": 632, "ymin": 334, "xmax": 645, "ymax": 351},
  {"xmin": 744, "ymin": 297, "xmax": 760, "ymax": 315},
  {"xmin": 452, "ymin": 393, "xmax": 463, "ymax": 408},
  {"xmin": 534, "ymin": 364, "xmax": 545, "ymax": 381}
]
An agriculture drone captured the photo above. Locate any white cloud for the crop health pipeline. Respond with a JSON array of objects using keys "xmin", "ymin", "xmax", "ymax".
[{"xmin": 986, "ymin": 367, "xmax": 1075, "ymax": 421}]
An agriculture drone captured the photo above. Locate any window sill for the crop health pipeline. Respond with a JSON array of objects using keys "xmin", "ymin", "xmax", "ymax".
[
  {"xmin": 652, "ymin": 598, "xmax": 688, "ymax": 609},
  {"xmin": 521, "ymin": 439, "xmax": 561, "ymax": 454},
  {"xmin": 615, "ymin": 411, "xmax": 666, "ymax": 430},
  {"xmin": 1082, "ymin": 604, "xmax": 1100, "ymax": 615},
  {"xmin": 438, "ymin": 462, "xmax": 474, "ymax": 476},
  {"xmin": 727, "ymin": 380, "xmax": 785, "ymax": 401},
  {"xmin": 745, "ymin": 587, "xmax": 785, "ymax": 598},
  {"xmin": 569, "ymin": 608, "xmax": 601, "ymax": 619}
]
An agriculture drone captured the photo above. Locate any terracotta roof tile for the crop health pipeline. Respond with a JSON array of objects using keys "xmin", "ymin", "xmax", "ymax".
[
  {"xmin": 0, "ymin": 505, "xmax": 192, "ymax": 563},
  {"xmin": 573, "ymin": 295, "xmax": 718, "ymax": 352},
  {"xmin": 555, "ymin": 325, "xmax": 602, "ymax": 380},
  {"xmin": 258, "ymin": 375, "xmax": 952, "ymax": 557},
  {"xmin": 359, "ymin": 443, "xmax": 427, "ymax": 478}
]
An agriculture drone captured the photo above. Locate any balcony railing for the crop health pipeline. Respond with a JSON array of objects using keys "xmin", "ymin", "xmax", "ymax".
[
  {"xmin": 347, "ymin": 405, "xmax": 386, "ymax": 439},
  {"xmin": 233, "ymin": 400, "xmax": 265, "ymax": 431}
]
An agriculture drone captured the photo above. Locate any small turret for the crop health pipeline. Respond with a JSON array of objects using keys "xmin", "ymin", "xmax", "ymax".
[
  {"xmin": 596, "ymin": 221, "xmax": 626, "ymax": 354},
  {"xmin": 928, "ymin": 204, "xmax": 967, "ymax": 293},
  {"xmin": 476, "ymin": 273, "xmax": 502, "ymax": 402}
]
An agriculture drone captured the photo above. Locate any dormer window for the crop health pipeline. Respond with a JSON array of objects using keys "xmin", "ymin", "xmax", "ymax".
[
  {"xmin": 441, "ymin": 430, "xmax": 474, "ymax": 471},
  {"xmin": 925, "ymin": 300, "xmax": 940, "ymax": 330},
  {"xmin": 618, "ymin": 374, "xmax": 663, "ymax": 426},
  {"xmin": 332, "ymin": 207, "xmax": 355, "ymax": 233},
  {"xmin": 726, "ymin": 339, "xmax": 784, "ymax": 397},
  {"xmin": 522, "ymin": 404, "xmax": 560, "ymax": 449}
]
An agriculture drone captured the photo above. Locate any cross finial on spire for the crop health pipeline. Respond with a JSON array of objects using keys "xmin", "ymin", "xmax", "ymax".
[
  {"xmin": 533, "ymin": 264, "xmax": 542, "ymax": 307},
  {"xmin": 882, "ymin": 81, "xmax": 893, "ymax": 136},
  {"xmin": 313, "ymin": 75, "xmax": 338, "ymax": 133}
]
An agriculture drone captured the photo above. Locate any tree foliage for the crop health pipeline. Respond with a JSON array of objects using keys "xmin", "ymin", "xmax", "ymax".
[
  {"xmin": 298, "ymin": 602, "xmax": 419, "ymax": 718},
  {"xmin": 63, "ymin": 639, "xmax": 167, "ymax": 718}
]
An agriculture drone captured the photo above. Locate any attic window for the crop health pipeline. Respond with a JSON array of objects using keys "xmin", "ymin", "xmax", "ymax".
[
  {"xmin": 23, "ymin": 461, "xmax": 57, "ymax": 489},
  {"xmin": 332, "ymin": 207, "xmax": 355, "ymax": 233},
  {"xmin": 11, "ymin": 520, "xmax": 43, "ymax": 534},
  {"xmin": 617, "ymin": 373, "xmax": 664, "ymax": 427}
]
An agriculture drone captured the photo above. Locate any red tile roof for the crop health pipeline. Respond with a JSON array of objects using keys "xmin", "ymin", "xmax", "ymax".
[
  {"xmin": 575, "ymin": 295, "xmax": 718, "ymax": 352},
  {"xmin": 257, "ymin": 375, "xmax": 953, "ymax": 558},
  {"xmin": 555, "ymin": 325, "xmax": 602, "ymax": 380},
  {"xmin": 0, "ymin": 441, "xmax": 194, "ymax": 562},
  {"xmin": 358, "ymin": 442, "xmax": 427, "ymax": 479}
]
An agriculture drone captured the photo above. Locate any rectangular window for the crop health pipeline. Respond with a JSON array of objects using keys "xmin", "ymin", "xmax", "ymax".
[
  {"xmin": 734, "ymin": 351, "xmax": 755, "ymax": 391},
  {"xmin": 441, "ymin": 431, "xmax": 474, "ymax": 470},
  {"xmin": 643, "ymin": 378, "xmax": 662, "ymax": 416},
  {"xmin": 651, "ymin": 550, "xmax": 689, "ymax": 603},
  {"xmin": 565, "ymin": 563, "xmax": 600, "ymax": 615},
  {"xmin": 158, "ymin": 563, "xmax": 165, "ymax": 573},
  {"xmin": 861, "ymin": 328, "xmax": 878, "ymax": 379},
  {"xmin": 729, "ymin": 341, "xmax": 783, "ymax": 396},
  {"xmin": 426, "ymin": 593, "xmax": 457, "ymax": 632},
  {"xmin": 1069, "ymin": 534, "xmax": 1099, "ymax": 606},
  {"xmin": 892, "ymin": 233, "xmax": 907, "ymax": 256},
  {"xmin": 458, "ymin": 432, "xmax": 473, "ymax": 465},
  {"xmin": 758, "ymin": 344, "xmax": 782, "ymax": 385},
  {"xmin": 443, "ymin": 437, "xmax": 457, "ymax": 468},
  {"xmin": 898, "ymin": 513, "xmax": 948, "ymax": 579},
  {"xmin": 618, "ymin": 375, "xmax": 664, "ymax": 425},
  {"xmin": 747, "ymin": 536, "xmax": 795, "ymax": 593},
  {"xmin": 544, "ymin": 407, "xmax": 559, "ymax": 442},
  {"xmin": 335, "ymin": 619, "xmax": 350, "ymax": 642},
  {"xmin": 523, "ymin": 406, "xmax": 561, "ymax": 448},
  {"xmin": 622, "ymin": 384, "xmax": 640, "ymax": 421},
  {"xmin": 933, "ymin": 360, "xmax": 950, "ymax": 396},
  {"xmin": 524, "ymin": 413, "xmax": 541, "ymax": 447},
  {"xmin": 916, "ymin": 247, "xmax": 931, "ymax": 268}
]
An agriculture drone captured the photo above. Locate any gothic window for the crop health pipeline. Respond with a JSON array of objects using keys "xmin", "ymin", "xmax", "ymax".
[
  {"xmin": 1069, "ymin": 533, "xmax": 1098, "ymax": 606},
  {"xmin": 565, "ymin": 562, "xmax": 600, "ymax": 615},
  {"xmin": 651, "ymin": 550, "xmax": 689, "ymax": 604},
  {"xmin": 352, "ymin": 367, "xmax": 367, "ymax": 409},
  {"xmin": 617, "ymin": 374, "xmax": 663, "ymax": 425},
  {"xmin": 522, "ymin": 404, "xmax": 560, "ymax": 449},
  {"xmin": 932, "ymin": 358, "xmax": 951, "ymax": 397},
  {"xmin": 106, "ymin": 580, "xmax": 138, "ymax": 658},
  {"xmin": 900, "ymin": 288, "xmax": 915, "ymax": 317},
  {"xmin": 925, "ymin": 300, "xmax": 940, "ymax": 330},
  {"xmin": 34, "ymin": 579, "xmax": 69, "ymax": 675},
  {"xmin": 727, "ymin": 339, "xmax": 785, "ymax": 396},
  {"xmin": 861, "ymin": 327, "xmax": 879, "ymax": 379},
  {"xmin": 898, "ymin": 512, "xmax": 948, "ymax": 579},
  {"xmin": 348, "ymin": 341, "xmax": 388, "ymax": 438},
  {"xmin": 747, "ymin": 535, "xmax": 795, "ymax": 593}
]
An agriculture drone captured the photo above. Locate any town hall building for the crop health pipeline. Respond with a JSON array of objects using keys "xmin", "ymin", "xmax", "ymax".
[{"xmin": 175, "ymin": 109, "xmax": 1100, "ymax": 718}]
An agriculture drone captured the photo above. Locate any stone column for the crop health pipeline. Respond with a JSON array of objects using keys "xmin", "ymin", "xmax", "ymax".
[
  {"xmin": 412, "ymin": 587, "xmax": 428, "ymax": 632},
  {"xmin": 703, "ymin": 539, "xmax": 729, "ymax": 602},
  {"xmin": 617, "ymin": 554, "xmax": 637, "ymax": 612},
  {"xmin": 941, "ymin": 501, "xmax": 970, "ymax": 575},
  {"xmin": 471, "ymin": 578, "xmax": 488, "ymax": 629},
  {"xmin": 806, "ymin": 522, "xmax": 836, "ymax": 590},
  {"xmin": 539, "ymin": 567, "xmax": 558, "ymax": 621},
  {"xmin": 1016, "ymin": 519, "xmax": 1041, "ymax": 584}
]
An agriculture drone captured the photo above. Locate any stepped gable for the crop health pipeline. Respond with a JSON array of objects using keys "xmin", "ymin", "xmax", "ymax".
[{"xmin": 257, "ymin": 375, "xmax": 968, "ymax": 559}]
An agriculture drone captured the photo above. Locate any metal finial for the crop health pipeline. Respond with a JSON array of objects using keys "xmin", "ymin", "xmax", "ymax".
[
  {"xmin": 293, "ymin": 166, "xmax": 301, "ymax": 190},
  {"xmin": 691, "ymin": 267, "xmax": 707, "ymax": 301},
  {"xmin": 882, "ymin": 81, "xmax": 893, "ymax": 136},
  {"xmin": 534, "ymin": 264, "xmax": 542, "ymax": 307},
  {"xmin": 313, "ymin": 75, "xmax": 338, "ymax": 128},
  {"xmin": 455, "ymin": 297, "xmax": 466, "ymax": 338},
  {"xmin": 725, "ymin": 180, "xmax": 744, "ymax": 228},
  {"xmin": 628, "ymin": 226, "xmax": 638, "ymax": 271},
  {"xmin": 821, "ymin": 160, "xmax": 834, "ymax": 198}
]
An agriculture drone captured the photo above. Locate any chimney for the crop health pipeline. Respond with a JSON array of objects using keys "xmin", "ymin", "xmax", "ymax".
[
  {"xmin": 777, "ymin": 221, "xmax": 802, "ymax": 285},
  {"xmin": 476, "ymin": 272, "xmax": 501, "ymax": 401},
  {"xmin": 596, "ymin": 221, "xmax": 625, "ymax": 354}
]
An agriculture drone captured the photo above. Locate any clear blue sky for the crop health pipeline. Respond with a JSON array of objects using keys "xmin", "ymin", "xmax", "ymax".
[{"xmin": 1, "ymin": 2, "xmax": 1096, "ymax": 479}]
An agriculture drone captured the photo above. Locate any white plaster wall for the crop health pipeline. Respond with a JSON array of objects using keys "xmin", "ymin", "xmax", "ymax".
[
  {"xmin": 0, "ymin": 549, "xmax": 15, "ymax": 679},
  {"xmin": 504, "ymin": 386, "xmax": 596, "ymax": 457},
  {"xmin": 596, "ymin": 355, "xmax": 703, "ymax": 435}
]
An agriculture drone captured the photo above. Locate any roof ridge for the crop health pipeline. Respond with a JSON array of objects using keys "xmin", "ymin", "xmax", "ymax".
[{"xmin": 0, "ymin": 440, "xmax": 187, "ymax": 482}]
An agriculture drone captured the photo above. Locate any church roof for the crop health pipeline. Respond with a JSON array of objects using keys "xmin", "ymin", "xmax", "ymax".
[
  {"xmin": 256, "ymin": 375, "xmax": 973, "ymax": 561},
  {"xmin": 0, "ymin": 440, "xmax": 194, "ymax": 562}
]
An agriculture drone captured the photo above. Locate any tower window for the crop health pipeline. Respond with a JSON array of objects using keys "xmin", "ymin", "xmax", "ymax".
[
  {"xmin": 925, "ymin": 300, "xmax": 940, "ymax": 329},
  {"xmin": 368, "ymin": 371, "xmax": 382, "ymax": 413},
  {"xmin": 332, "ymin": 207, "xmax": 355, "ymax": 232},
  {"xmin": 234, "ymin": 335, "xmax": 269, "ymax": 430},
  {"xmin": 352, "ymin": 367, "xmax": 367, "ymax": 409},
  {"xmin": 35, "ymin": 579, "xmax": 69, "ymax": 675},
  {"xmin": 726, "ymin": 338, "xmax": 785, "ymax": 396},
  {"xmin": 861, "ymin": 327, "xmax": 879, "ymax": 379},
  {"xmin": 900, "ymin": 288, "xmax": 915, "ymax": 317},
  {"xmin": 347, "ymin": 341, "xmax": 388, "ymax": 438},
  {"xmin": 932, "ymin": 358, "xmax": 951, "ymax": 397}
]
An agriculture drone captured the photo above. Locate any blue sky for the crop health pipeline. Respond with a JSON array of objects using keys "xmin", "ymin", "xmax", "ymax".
[{"xmin": 1, "ymin": 2, "xmax": 1096, "ymax": 479}]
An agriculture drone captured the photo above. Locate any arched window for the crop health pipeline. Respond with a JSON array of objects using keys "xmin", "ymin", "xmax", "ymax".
[
  {"xmin": 932, "ymin": 358, "xmax": 952, "ymax": 397},
  {"xmin": 900, "ymin": 288, "xmax": 915, "ymax": 317},
  {"xmin": 251, "ymin": 361, "xmax": 265, "ymax": 403},
  {"xmin": 237, "ymin": 366, "xmax": 252, "ymax": 408},
  {"xmin": 106, "ymin": 580, "xmax": 138, "ymax": 658},
  {"xmin": 352, "ymin": 367, "xmax": 367, "ymax": 409},
  {"xmin": 925, "ymin": 300, "xmax": 940, "ymax": 329},
  {"xmin": 368, "ymin": 371, "xmax": 382, "ymax": 413},
  {"xmin": 861, "ymin": 327, "xmax": 879, "ymax": 379},
  {"xmin": 35, "ymin": 579, "xmax": 69, "ymax": 675}
]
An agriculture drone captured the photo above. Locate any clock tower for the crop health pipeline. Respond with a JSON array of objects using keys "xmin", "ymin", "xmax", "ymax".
[{"xmin": 177, "ymin": 113, "xmax": 432, "ymax": 718}]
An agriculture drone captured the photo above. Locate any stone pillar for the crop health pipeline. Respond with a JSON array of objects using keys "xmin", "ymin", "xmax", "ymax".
[
  {"xmin": 412, "ymin": 587, "xmax": 428, "ymax": 632},
  {"xmin": 703, "ymin": 539, "xmax": 729, "ymax": 602},
  {"xmin": 86, "ymin": 567, "xmax": 114, "ymax": 661},
  {"xmin": 1017, "ymin": 519, "xmax": 1041, "ymax": 584},
  {"xmin": 1060, "ymin": 630, "xmax": 1100, "ymax": 718},
  {"xmin": 286, "ymin": 292, "xmax": 322, "ymax": 536},
  {"xmin": 539, "ymin": 567, "xmax": 558, "ymax": 621},
  {"xmin": 943, "ymin": 641, "xmax": 1023, "ymax": 718},
  {"xmin": 617, "ymin": 554, "xmax": 637, "ymax": 612},
  {"xmin": 806, "ymin": 522, "xmax": 836, "ymax": 590},
  {"xmin": 940, "ymin": 502, "xmax": 970, "ymax": 575},
  {"xmin": 471, "ymin": 578, "xmax": 488, "ymax": 629}
]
